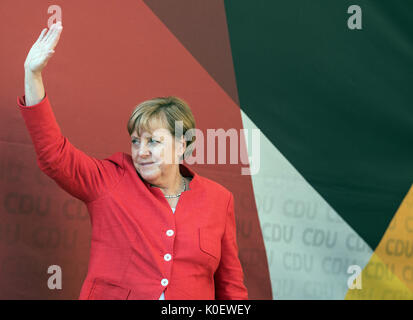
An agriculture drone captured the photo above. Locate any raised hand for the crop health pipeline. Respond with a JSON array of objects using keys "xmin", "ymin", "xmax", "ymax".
[{"xmin": 24, "ymin": 21, "xmax": 63, "ymax": 74}]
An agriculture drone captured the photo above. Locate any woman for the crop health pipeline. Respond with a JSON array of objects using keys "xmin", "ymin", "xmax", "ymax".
[{"xmin": 18, "ymin": 21, "xmax": 248, "ymax": 300}]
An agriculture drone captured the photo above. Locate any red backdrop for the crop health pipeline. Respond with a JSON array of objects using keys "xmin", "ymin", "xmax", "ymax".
[{"xmin": 0, "ymin": 0, "xmax": 271, "ymax": 299}]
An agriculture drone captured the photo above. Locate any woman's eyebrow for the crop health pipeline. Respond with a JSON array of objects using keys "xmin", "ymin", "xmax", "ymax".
[{"xmin": 131, "ymin": 135, "xmax": 155, "ymax": 139}]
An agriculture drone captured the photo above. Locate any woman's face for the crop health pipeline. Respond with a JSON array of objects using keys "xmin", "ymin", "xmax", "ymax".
[{"xmin": 131, "ymin": 119, "xmax": 184, "ymax": 183}]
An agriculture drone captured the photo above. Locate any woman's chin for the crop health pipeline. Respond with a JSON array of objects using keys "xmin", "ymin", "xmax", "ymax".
[{"xmin": 137, "ymin": 166, "xmax": 160, "ymax": 181}]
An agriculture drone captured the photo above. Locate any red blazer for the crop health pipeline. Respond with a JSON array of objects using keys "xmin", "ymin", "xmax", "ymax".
[{"xmin": 17, "ymin": 93, "xmax": 248, "ymax": 300}]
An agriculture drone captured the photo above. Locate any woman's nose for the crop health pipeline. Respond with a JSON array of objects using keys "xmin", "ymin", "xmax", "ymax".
[{"xmin": 138, "ymin": 143, "xmax": 150, "ymax": 156}]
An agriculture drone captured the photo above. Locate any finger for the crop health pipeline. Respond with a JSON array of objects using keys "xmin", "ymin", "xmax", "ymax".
[
  {"xmin": 46, "ymin": 25, "xmax": 62, "ymax": 48},
  {"xmin": 46, "ymin": 25, "xmax": 63, "ymax": 49},
  {"xmin": 42, "ymin": 50, "xmax": 55, "ymax": 63},
  {"xmin": 41, "ymin": 50, "xmax": 55, "ymax": 66},
  {"xmin": 36, "ymin": 28, "xmax": 48, "ymax": 43},
  {"xmin": 43, "ymin": 23, "xmax": 57, "ymax": 42},
  {"xmin": 46, "ymin": 23, "xmax": 62, "ymax": 42},
  {"xmin": 42, "ymin": 26, "xmax": 53, "ymax": 43}
]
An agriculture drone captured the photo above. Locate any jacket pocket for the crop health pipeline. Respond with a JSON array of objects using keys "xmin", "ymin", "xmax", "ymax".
[
  {"xmin": 199, "ymin": 227, "xmax": 220, "ymax": 260},
  {"xmin": 88, "ymin": 278, "xmax": 131, "ymax": 300}
]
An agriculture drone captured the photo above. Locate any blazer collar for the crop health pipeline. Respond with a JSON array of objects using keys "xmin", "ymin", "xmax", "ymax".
[{"xmin": 178, "ymin": 163, "xmax": 198, "ymax": 190}]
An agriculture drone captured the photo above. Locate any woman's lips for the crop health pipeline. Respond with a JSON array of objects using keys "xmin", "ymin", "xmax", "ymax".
[{"xmin": 139, "ymin": 162, "xmax": 155, "ymax": 166}]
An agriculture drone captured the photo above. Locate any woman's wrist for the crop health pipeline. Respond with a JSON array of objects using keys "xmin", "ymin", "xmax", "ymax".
[
  {"xmin": 24, "ymin": 68, "xmax": 42, "ymax": 79},
  {"xmin": 24, "ymin": 69, "xmax": 45, "ymax": 106}
]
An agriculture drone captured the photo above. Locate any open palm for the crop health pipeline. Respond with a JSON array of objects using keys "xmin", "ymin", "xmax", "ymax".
[{"xmin": 24, "ymin": 21, "xmax": 63, "ymax": 73}]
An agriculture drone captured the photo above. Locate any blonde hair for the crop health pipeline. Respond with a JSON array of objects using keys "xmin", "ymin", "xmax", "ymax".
[{"xmin": 127, "ymin": 96, "xmax": 196, "ymax": 160}]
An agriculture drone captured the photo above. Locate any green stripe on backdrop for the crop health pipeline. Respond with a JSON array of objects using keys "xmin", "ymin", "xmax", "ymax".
[{"xmin": 224, "ymin": 0, "xmax": 413, "ymax": 249}]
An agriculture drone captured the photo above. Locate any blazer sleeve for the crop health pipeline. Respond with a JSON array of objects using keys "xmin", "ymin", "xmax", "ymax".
[
  {"xmin": 17, "ymin": 93, "xmax": 124, "ymax": 203},
  {"xmin": 214, "ymin": 192, "xmax": 249, "ymax": 300}
]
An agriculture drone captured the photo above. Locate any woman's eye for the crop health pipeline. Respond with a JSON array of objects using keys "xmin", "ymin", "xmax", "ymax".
[{"xmin": 131, "ymin": 138, "xmax": 159, "ymax": 145}]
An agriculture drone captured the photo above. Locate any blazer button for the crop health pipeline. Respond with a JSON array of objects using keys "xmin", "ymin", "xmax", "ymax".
[
  {"xmin": 164, "ymin": 253, "xmax": 172, "ymax": 261},
  {"xmin": 166, "ymin": 229, "xmax": 174, "ymax": 237},
  {"xmin": 161, "ymin": 278, "xmax": 169, "ymax": 286}
]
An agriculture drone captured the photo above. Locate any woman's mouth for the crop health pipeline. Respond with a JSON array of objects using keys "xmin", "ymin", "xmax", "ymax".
[{"xmin": 139, "ymin": 162, "xmax": 155, "ymax": 166}]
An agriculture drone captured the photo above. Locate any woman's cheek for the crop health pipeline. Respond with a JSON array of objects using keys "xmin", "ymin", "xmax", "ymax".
[
  {"xmin": 152, "ymin": 145, "xmax": 164, "ymax": 163},
  {"xmin": 165, "ymin": 145, "xmax": 177, "ymax": 164}
]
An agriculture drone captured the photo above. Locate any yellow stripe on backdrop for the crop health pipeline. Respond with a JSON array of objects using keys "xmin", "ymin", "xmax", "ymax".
[{"xmin": 346, "ymin": 185, "xmax": 413, "ymax": 300}]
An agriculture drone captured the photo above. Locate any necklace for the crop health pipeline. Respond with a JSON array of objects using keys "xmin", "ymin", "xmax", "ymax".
[{"xmin": 164, "ymin": 177, "xmax": 186, "ymax": 198}]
